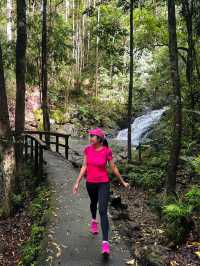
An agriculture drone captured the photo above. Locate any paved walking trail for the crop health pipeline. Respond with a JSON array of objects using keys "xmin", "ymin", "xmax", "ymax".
[{"xmin": 37, "ymin": 149, "xmax": 132, "ymax": 266}]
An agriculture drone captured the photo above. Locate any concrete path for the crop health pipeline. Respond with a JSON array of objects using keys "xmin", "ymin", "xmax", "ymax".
[{"xmin": 37, "ymin": 150, "xmax": 131, "ymax": 266}]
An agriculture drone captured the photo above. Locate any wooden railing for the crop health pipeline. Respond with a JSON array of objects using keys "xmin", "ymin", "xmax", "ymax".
[
  {"xmin": 12, "ymin": 130, "xmax": 70, "ymax": 177},
  {"xmin": 24, "ymin": 130, "xmax": 70, "ymax": 160},
  {"xmin": 23, "ymin": 134, "xmax": 47, "ymax": 176}
]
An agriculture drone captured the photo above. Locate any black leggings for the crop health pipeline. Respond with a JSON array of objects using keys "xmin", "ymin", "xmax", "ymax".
[{"xmin": 86, "ymin": 181, "xmax": 110, "ymax": 241}]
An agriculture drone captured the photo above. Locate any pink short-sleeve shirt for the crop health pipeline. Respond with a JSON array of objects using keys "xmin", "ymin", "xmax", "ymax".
[{"xmin": 83, "ymin": 144, "xmax": 113, "ymax": 183}]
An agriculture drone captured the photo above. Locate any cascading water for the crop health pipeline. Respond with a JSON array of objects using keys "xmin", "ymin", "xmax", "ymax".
[{"xmin": 116, "ymin": 107, "xmax": 169, "ymax": 147}]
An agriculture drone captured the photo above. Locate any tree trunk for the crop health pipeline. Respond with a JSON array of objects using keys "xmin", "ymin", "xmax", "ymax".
[
  {"xmin": 127, "ymin": 0, "xmax": 134, "ymax": 162},
  {"xmin": 41, "ymin": 0, "xmax": 50, "ymax": 145},
  {"xmin": 181, "ymin": 0, "xmax": 195, "ymax": 139},
  {"xmin": 0, "ymin": 42, "xmax": 15, "ymax": 217},
  {"xmin": 7, "ymin": 0, "xmax": 13, "ymax": 42},
  {"xmin": 15, "ymin": 0, "xmax": 27, "ymax": 172},
  {"xmin": 167, "ymin": 0, "xmax": 182, "ymax": 195},
  {"xmin": 72, "ymin": 0, "xmax": 75, "ymax": 89},
  {"xmin": 95, "ymin": 5, "xmax": 100, "ymax": 98}
]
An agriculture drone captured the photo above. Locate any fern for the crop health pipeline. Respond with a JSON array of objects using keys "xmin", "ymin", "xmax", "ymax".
[
  {"xmin": 163, "ymin": 203, "xmax": 191, "ymax": 222},
  {"xmin": 185, "ymin": 186, "xmax": 200, "ymax": 209},
  {"xmin": 191, "ymin": 155, "xmax": 200, "ymax": 174}
]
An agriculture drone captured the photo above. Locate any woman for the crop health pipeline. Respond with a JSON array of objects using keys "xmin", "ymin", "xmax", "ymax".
[{"xmin": 72, "ymin": 127, "xmax": 129, "ymax": 256}]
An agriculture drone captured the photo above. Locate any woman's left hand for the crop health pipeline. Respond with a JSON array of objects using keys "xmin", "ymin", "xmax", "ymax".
[{"xmin": 122, "ymin": 181, "xmax": 130, "ymax": 189}]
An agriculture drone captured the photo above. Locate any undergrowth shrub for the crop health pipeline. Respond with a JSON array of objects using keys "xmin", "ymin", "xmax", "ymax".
[
  {"xmin": 185, "ymin": 186, "xmax": 200, "ymax": 238},
  {"xmin": 18, "ymin": 186, "xmax": 51, "ymax": 266},
  {"xmin": 185, "ymin": 186, "xmax": 200, "ymax": 210},
  {"xmin": 162, "ymin": 202, "xmax": 193, "ymax": 245},
  {"xmin": 129, "ymin": 168, "xmax": 164, "ymax": 189},
  {"xmin": 191, "ymin": 155, "xmax": 200, "ymax": 175},
  {"xmin": 162, "ymin": 186, "xmax": 200, "ymax": 245}
]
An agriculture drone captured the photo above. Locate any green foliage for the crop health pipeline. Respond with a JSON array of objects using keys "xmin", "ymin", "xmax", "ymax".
[
  {"xmin": 33, "ymin": 109, "xmax": 43, "ymax": 130},
  {"xmin": 31, "ymin": 225, "xmax": 45, "ymax": 243},
  {"xmin": 161, "ymin": 186, "xmax": 200, "ymax": 245},
  {"xmin": 18, "ymin": 186, "xmax": 51, "ymax": 266},
  {"xmin": 185, "ymin": 186, "xmax": 200, "ymax": 210},
  {"xmin": 119, "ymin": 147, "xmax": 168, "ymax": 190},
  {"xmin": 129, "ymin": 168, "xmax": 164, "ymax": 189},
  {"xmin": 28, "ymin": 186, "xmax": 51, "ymax": 224},
  {"xmin": 51, "ymin": 109, "xmax": 66, "ymax": 124},
  {"xmin": 179, "ymin": 153, "xmax": 200, "ymax": 181},
  {"xmin": 147, "ymin": 193, "xmax": 165, "ymax": 218},
  {"xmin": 18, "ymin": 242, "xmax": 41, "ymax": 266},
  {"xmin": 74, "ymin": 97, "xmax": 126, "ymax": 134},
  {"xmin": 191, "ymin": 155, "xmax": 200, "ymax": 174},
  {"xmin": 162, "ymin": 202, "xmax": 192, "ymax": 245},
  {"xmin": 134, "ymin": 7, "xmax": 168, "ymax": 50},
  {"xmin": 113, "ymin": 149, "xmax": 166, "ymax": 190},
  {"xmin": 11, "ymin": 193, "xmax": 26, "ymax": 210},
  {"xmin": 163, "ymin": 203, "xmax": 191, "ymax": 222}
]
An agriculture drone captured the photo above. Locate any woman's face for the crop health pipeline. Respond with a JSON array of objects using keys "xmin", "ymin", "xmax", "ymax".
[{"xmin": 89, "ymin": 134, "xmax": 99, "ymax": 144}]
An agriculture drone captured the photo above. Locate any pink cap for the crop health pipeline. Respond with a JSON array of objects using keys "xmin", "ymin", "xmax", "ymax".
[{"xmin": 88, "ymin": 127, "xmax": 106, "ymax": 138}]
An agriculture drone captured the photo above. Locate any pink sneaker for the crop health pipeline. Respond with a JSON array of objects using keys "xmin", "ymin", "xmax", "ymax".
[
  {"xmin": 90, "ymin": 219, "xmax": 99, "ymax": 234},
  {"xmin": 101, "ymin": 241, "xmax": 110, "ymax": 256}
]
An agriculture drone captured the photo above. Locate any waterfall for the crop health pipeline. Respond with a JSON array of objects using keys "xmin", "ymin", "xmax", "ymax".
[{"xmin": 116, "ymin": 107, "xmax": 169, "ymax": 147}]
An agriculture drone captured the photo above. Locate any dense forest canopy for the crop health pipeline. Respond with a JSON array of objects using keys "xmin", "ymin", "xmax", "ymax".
[{"xmin": 0, "ymin": 0, "xmax": 199, "ymax": 116}]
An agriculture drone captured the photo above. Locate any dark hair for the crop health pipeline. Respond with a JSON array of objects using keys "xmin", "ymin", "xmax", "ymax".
[{"xmin": 97, "ymin": 136, "xmax": 109, "ymax": 147}]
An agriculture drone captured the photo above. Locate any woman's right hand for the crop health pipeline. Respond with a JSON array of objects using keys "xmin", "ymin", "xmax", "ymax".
[{"xmin": 73, "ymin": 182, "xmax": 79, "ymax": 194}]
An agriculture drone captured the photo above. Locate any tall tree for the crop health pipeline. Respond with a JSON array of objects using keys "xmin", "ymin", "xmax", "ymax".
[
  {"xmin": 7, "ymin": 0, "xmax": 13, "ymax": 42},
  {"xmin": 0, "ymin": 42, "xmax": 15, "ymax": 216},
  {"xmin": 95, "ymin": 4, "xmax": 100, "ymax": 97},
  {"xmin": 41, "ymin": 0, "xmax": 50, "ymax": 142},
  {"xmin": 167, "ymin": 0, "xmax": 182, "ymax": 195},
  {"xmin": 181, "ymin": 0, "xmax": 196, "ymax": 138},
  {"xmin": 127, "ymin": 0, "xmax": 134, "ymax": 162},
  {"xmin": 15, "ymin": 0, "xmax": 27, "ymax": 171}
]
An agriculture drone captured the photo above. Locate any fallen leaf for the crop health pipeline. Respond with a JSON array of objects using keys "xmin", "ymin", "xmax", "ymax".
[
  {"xmin": 125, "ymin": 259, "xmax": 136, "ymax": 265},
  {"xmin": 51, "ymin": 242, "xmax": 62, "ymax": 258},
  {"xmin": 187, "ymin": 241, "xmax": 200, "ymax": 247},
  {"xmin": 194, "ymin": 251, "xmax": 200, "ymax": 258},
  {"xmin": 170, "ymin": 260, "xmax": 179, "ymax": 266}
]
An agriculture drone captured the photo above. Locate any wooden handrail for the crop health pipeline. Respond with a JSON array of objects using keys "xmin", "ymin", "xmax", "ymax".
[
  {"xmin": 23, "ymin": 134, "xmax": 47, "ymax": 176},
  {"xmin": 23, "ymin": 130, "xmax": 70, "ymax": 160},
  {"xmin": 24, "ymin": 130, "xmax": 70, "ymax": 138},
  {"xmin": 12, "ymin": 132, "xmax": 47, "ymax": 177},
  {"xmin": 12, "ymin": 130, "xmax": 70, "ymax": 160},
  {"xmin": 24, "ymin": 133, "xmax": 47, "ymax": 148}
]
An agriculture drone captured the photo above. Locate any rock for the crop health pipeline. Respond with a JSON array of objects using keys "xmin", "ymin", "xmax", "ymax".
[
  {"xmin": 110, "ymin": 196, "xmax": 122, "ymax": 208},
  {"xmin": 120, "ymin": 209, "xmax": 130, "ymax": 220},
  {"xmin": 118, "ymin": 226, "xmax": 130, "ymax": 236},
  {"xmin": 110, "ymin": 196, "xmax": 128, "ymax": 209},
  {"xmin": 128, "ymin": 223, "xmax": 141, "ymax": 231},
  {"xmin": 138, "ymin": 245, "xmax": 168, "ymax": 266},
  {"xmin": 110, "ymin": 208, "xmax": 130, "ymax": 221},
  {"xmin": 111, "ymin": 196, "xmax": 121, "ymax": 207}
]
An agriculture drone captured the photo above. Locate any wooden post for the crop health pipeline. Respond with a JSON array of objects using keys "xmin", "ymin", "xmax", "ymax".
[
  {"xmin": 34, "ymin": 141, "xmax": 39, "ymax": 175},
  {"xmin": 39, "ymin": 132, "xmax": 43, "ymax": 141},
  {"xmin": 65, "ymin": 136, "xmax": 68, "ymax": 160},
  {"xmin": 46, "ymin": 132, "xmax": 50, "ymax": 149},
  {"xmin": 31, "ymin": 138, "xmax": 34, "ymax": 158},
  {"xmin": 56, "ymin": 135, "xmax": 59, "ymax": 153},
  {"xmin": 39, "ymin": 146, "xmax": 43, "ymax": 177},
  {"xmin": 24, "ymin": 135, "xmax": 28, "ymax": 158},
  {"xmin": 138, "ymin": 143, "xmax": 142, "ymax": 162}
]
